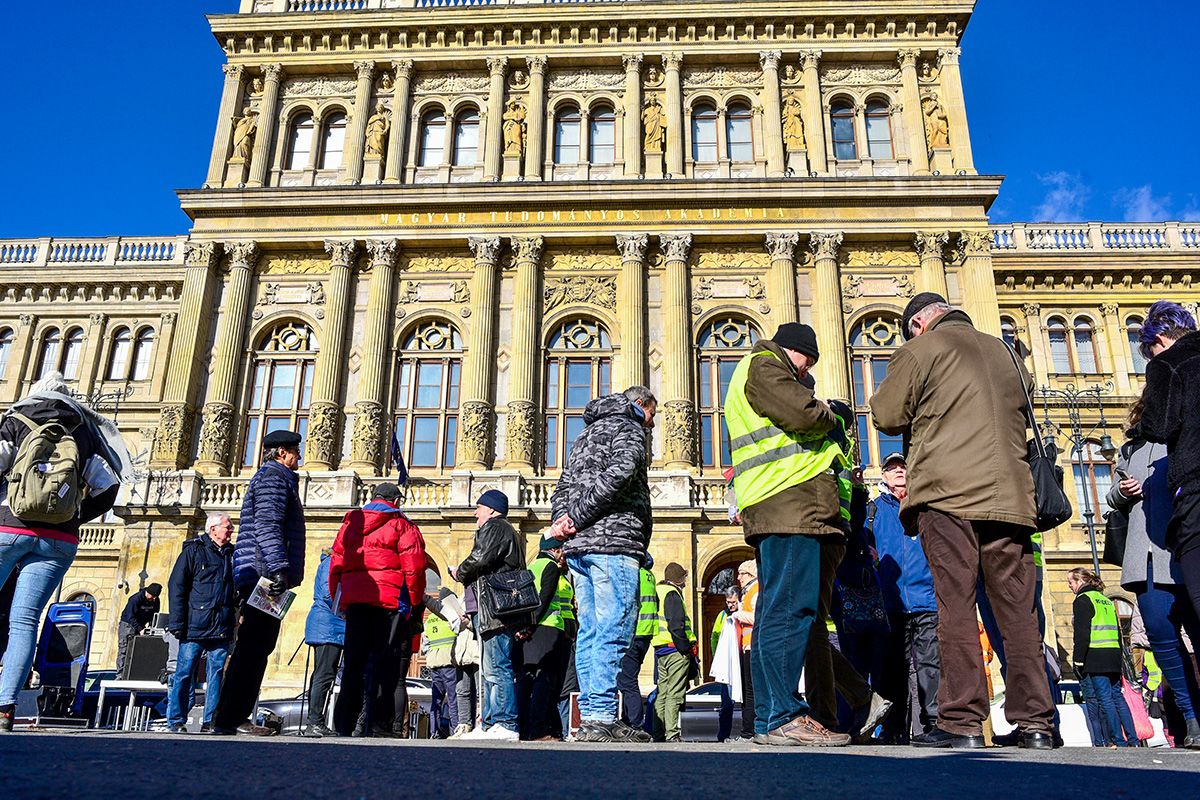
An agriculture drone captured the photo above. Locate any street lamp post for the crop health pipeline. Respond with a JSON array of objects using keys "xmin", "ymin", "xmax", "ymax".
[{"xmin": 1035, "ymin": 383, "xmax": 1117, "ymax": 575}]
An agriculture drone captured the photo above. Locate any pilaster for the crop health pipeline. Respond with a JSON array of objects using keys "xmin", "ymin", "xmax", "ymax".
[
  {"xmin": 343, "ymin": 60, "xmax": 376, "ymax": 185},
  {"xmin": 207, "ymin": 64, "xmax": 245, "ymax": 188},
  {"xmin": 799, "ymin": 50, "xmax": 827, "ymax": 175},
  {"xmin": 959, "ymin": 231, "xmax": 1001, "ymax": 335},
  {"xmin": 659, "ymin": 233, "xmax": 695, "ymax": 468},
  {"xmin": 809, "ymin": 233, "xmax": 850, "ymax": 401},
  {"xmin": 616, "ymin": 233, "xmax": 649, "ymax": 388},
  {"xmin": 483, "ymin": 57, "xmax": 508, "ymax": 181},
  {"xmin": 2, "ymin": 314, "xmax": 37, "ymax": 403},
  {"xmin": 759, "ymin": 51, "xmax": 786, "ymax": 178},
  {"xmin": 507, "ymin": 236, "xmax": 544, "ymax": 469},
  {"xmin": 913, "ymin": 231, "xmax": 950, "ymax": 296},
  {"xmin": 384, "ymin": 60, "xmax": 414, "ymax": 184},
  {"xmin": 765, "ymin": 232, "xmax": 800, "ymax": 330},
  {"xmin": 247, "ymin": 64, "xmax": 282, "ymax": 187},
  {"xmin": 663, "ymin": 53, "xmax": 684, "ymax": 178},
  {"xmin": 622, "ymin": 54, "xmax": 643, "ymax": 178},
  {"xmin": 897, "ymin": 49, "xmax": 931, "ymax": 175},
  {"xmin": 306, "ymin": 239, "xmax": 358, "ymax": 470},
  {"xmin": 349, "ymin": 238, "xmax": 399, "ymax": 472},
  {"xmin": 937, "ymin": 48, "xmax": 975, "ymax": 174},
  {"xmin": 458, "ymin": 236, "xmax": 502, "ymax": 469},
  {"xmin": 524, "ymin": 57, "xmax": 548, "ymax": 180},
  {"xmin": 1100, "ymin": 303, "xmax": 1134, "ymax": 395}
]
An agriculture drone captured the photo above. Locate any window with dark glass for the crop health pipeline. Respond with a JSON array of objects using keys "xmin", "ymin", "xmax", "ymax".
[
  {"xmin": 318, "ymin": 112, "xmax": 347, "ymax": 170},
  {"xmin": 418, "ymin": 110, "xmax": 447, "ymax": 167},
  {"xmin": 850, "ymin": 315, "xmax": 904, "ymax": 467},
  {"xmin": 1073, "ymin": 441, "xmax": 1113, "ymax": 526},
  {"xmin": 865, "ymin": 99, "xmax": 893, "ymax": 159},
  {"xmin": 726, "ymin": 103, "xmax": 754, "ymax": 162},
  {"xmin": 544, "ymin": 319, "xmax": 613, "ymax": 469},
  {"xmin": 241, "ymin": 321, "xmax": 317, "ymax": 470},
  {"xmin": 831, "ymin": 100, "xmax": 858, "ymax": 160},
  {"xmin": 286, "ymin": 114, "xmax": 315, "ymax": 171},
  {"xmin": 554, "ymin": 107, "xmax": 581, "ymax": 165},
  {"xmin": 1127, "ymin": 316, "xmax": 1147, "ymax": 373},
  {"xmin": 698, "ymin": 317, "xmax": 760, "ymax": 470},
  {"xmin": 393, "ymin": 320, "xmax": 463, "ymax": 471},
  {"xmin": 691, "ymin": 104, "xmax": 719, "ymax": 162},
  {"xmin": 453, "ymin": 109, "xmax": 480, "ymax": 167},
  {"xmin": 589, "ymin": 106, "xmax": 616, "ymax": 165}
]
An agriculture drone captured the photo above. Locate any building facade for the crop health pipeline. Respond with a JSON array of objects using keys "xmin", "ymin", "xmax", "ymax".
[{"xmin": 1, "ymin": 0, "xmax": 1197, "ymax": 691}]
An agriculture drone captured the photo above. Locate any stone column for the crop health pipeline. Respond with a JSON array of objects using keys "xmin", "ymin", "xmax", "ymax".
[
  {"xmin": 622, "ymin": 54, "xmax": 643, "ymax": 178},
  {"xmin": 349, "ymin": 239, "xmax": 399, "ymax": 473},
  {"xmin": 247, "ymin": 65, "xmax": 282, "ymax": 188},
  {"xmin": 913, "ymin": 232, "xmax": 949, "ymax": 296},
  {"xmin": 937, "ymin": 48, "xmax": 975, "ymax": 174},
  {"xmin": 616, "ymin": 234, "xmax": 649, "ymax": 389},
  {"xmin": 799, "ymin": 50, "xmax": 827, "ymax": 175},
  {"xmin": 1020, "ymin": 303, "xmax": 1047, "ymax": 385},
  {"xmin": 809, "ymin": 233, "xmax": 850, "ymax": 402},
  {"xmin": 152, "ymin": 242, "xmax": 221, "ymax": 468},
  {"xmin": 659, "ymin": 234, "xmax": 695, "ymax": 468},
  {"xmin": 663, "ymin": 53, "xmax": 685, "ymax": 178},
  {"xmin": 206, "ymin": 64, "xmax": 245, "ymax": 187},
  {"xmin": 959, "ymin": 231, "xmax": 1001, "ymax": 335},
  {"xmin": 897, "ymin": 49, "xmax": 931, "ymax": 176},
  {"xmin": 76, "ymin": 313, "xmax": 108, "ymax": 398},
  {"xmin": 506, "ymin": 236, "xmax": 544, "ymax": 469},
  {"xmin": 524, "ymin": 56, "xmax": 548, "ymax": 180},
  {"xmin": 305, "ymin": 240, "xmax": 358, "ymax": 470},
  {"xmin": 759, "ymin": 51, "xmax": 786, "ymax": 178},
  {"xmin": 1, "ymin": 314, "xmax": 37, "ymax": 404},
  {"xmin": 197, "ymin": 241, "xmax": 259, "ymax": 474},
  {"xmin": 765, "ymin": 232, "xmax": 800, "ymax": 330},
  {"xmin": 1100, "ymin": 303, "xmax": 1134, "ymax": 395},
  {"xmin": 384, "ymin": 60, "xmax": 414, "ymax": 184},
  {"xmin": 483, "ymin": 57, "xmax": 508, "ymax": 181},
  {"xmin": 459, "ymin": 237, "xmax": 502, "ymax": 469},
  {"xmin": 342, "ymin": 60, "xmax": 376, "ymax": 185}
]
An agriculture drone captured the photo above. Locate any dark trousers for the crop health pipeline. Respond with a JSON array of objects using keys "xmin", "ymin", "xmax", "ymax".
[
  {"xmin": 333, "ymin": 605, "xmax": 412, "ymax": 736},
  {"xmin": 1180, "ymin": 548, "xmax": 1200, "ymax": 633},
  {"xmin": 806, "ymin": 537, "xmax": 872, "ymax": 731},
  {"xmin": 738, "ymin": 648, "xmax": 756, "ymax": 737},
  {"xmin": 880, "ymin": 611, "xmax": 940, "ymax": 740},
  {"xmin": 520, "ymin": 633, "xmax": 566, "ymax": 740},
  {"xmin": 430, "ymin": 666, "xmax": 459, "ymax": 736},
  {"xmin": 1137, "ymin": 560, "xmax": 1200, "ymax": 722},
  {"xmin": 750, "ymin": 533, "xmax": 821, "ymax": 733},
  {"xmin": 918, "ymin": 509, "xmax": 1054, "ymax": 736},
  {"xmin": 617, "ymin": 635, "xmax": 652, "ymax": 727},
  {"xmin": 307, "ymin": 643, "xmax": 342, "ymax": 726},
  {"xmin": 213, "ymin": 602, "xmax": 281, "ymax": 730},
  {"xmin": 1081, "ymin": 673, "xmax": 1139, "ymax": 746}
]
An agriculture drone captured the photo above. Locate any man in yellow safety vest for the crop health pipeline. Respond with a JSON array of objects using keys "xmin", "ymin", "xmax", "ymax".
[{"xmin": 651, "ymin": 562, "xmax": 697, "ymax": 742}]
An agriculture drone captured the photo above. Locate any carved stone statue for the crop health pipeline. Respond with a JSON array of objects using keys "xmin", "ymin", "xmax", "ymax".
[
  {"xmin": 365, "ymin": 102, "xmax": 390, "ymax": 158},
  {"xmin": 230, "ymin": 107, "xmax": 258, "ymax": 163},
  {"xmin": 378, "ymin": 71, "xmax": 394, "ymax": 93},
  {"xmin": 923, "ymin": 96, "xmax": 950, "ymax": 151},
  {"xmin": 642, "ymin": 96, "xmax": 666, "ymax": 153},
  {"xmin": 782, "ymin": 94, "xmax": 806, "ymax": 151},
  {"xmin": 644, "ymin": 65, "xmax": 663, "ymax": 87},
  {"xmin": 502, "ymin": 99, "xmax": 526, "ymax": 158}
]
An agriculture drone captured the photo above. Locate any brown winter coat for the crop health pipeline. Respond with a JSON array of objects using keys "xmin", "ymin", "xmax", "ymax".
[
  {"xmin": 869, "ymin": 310, "xmax": 1036, "ymax": 530},
  {"xmin": 737, "ymin": 340, "xmax": 843, "ymax": 539}
]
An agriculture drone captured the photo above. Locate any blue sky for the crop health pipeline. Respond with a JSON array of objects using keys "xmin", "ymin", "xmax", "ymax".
[{"xmin": 0, "ymin": 0, "xmax": 1196, "ymax": 236}]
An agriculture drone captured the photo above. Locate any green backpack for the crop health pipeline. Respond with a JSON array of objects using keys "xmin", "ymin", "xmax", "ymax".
[{"xmin": 5, "ymin": 413, "xmax": 83, "ymax": 524}]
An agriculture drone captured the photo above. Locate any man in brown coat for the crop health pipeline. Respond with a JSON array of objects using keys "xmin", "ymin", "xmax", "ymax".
[{"xmin": 870, "ymin": 293, "xmax": 1055, "ymax": 750}]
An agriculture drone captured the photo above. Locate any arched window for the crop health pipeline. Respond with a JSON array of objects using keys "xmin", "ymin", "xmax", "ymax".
[
  {"xmin": 589, "ymin": 106, "xmax": 616, "ymax": 165},
  {"xmin": 37, "ymin": 328, "xmax": 62, "ymax": 380},
  {"xmin": 131, "ymin": 328, "xmax": 156, "ymax": 382},
  {"xmin": 0, "ymin": 328, "xmax": 13, "ymax": 378},
  {"xmin": 1073, "ymin": 441, "xmax": 1113, "ymax": 526},
  {"xmin": 726, "ymin": 103, "xmax": 754, "ymax": 162},
  {"xmin": 1047, "ymin": 317, "xmax": 1071, "ymax": 373},
  {"xmin": 691, "ymin": 104, "xmax": 719, "ymax": 162},
  {"xmin": 1073, "ymin": 317, "xmax": 1098, "ymax": 373},
  {"xmin": 61, "ymin": 329, "xmax": 84, "ymax": 381},
  {"xmin": 554, "ymin": 106, "xmax": 581, "ymax": 165},
  {"xmin": 318, "ymin": 112, "xmax": 347, "ymax": 170},
  {"xmin": 850, "ymin": 314, "xmax": 905, "ymax": 467},
  {"xmin": 286, "ymin": 113, "xmax": 315, "ymax": 171},
  {"xmin": 453, "ymin": 109, "xmax": 480, "ymax": 167},
  {"xmin": 418, "ymin": 110, "xmax": 447, "ymax": 167},
  {"xmin": 106, "ymin": 328, "xmax": 132, "ymax": 380},
  {"xmin": 394, "ymin": 320, "xmax": 463, "ymax": 471},
  {"xmin": 865, "ymin": 99, "xmax": 893, "ymax": 159},
  {"xmin": 831, "ymin": 100, "xmax": 857, "ymax": 160},
  {"xmin": 242, "ymin": 321, "xmax": 318, "ymax": 470},
  {"xmin": 1000, "ymin": 316, "xmax": 1018, "ymax": 350},
  {"xmin": 697, "ymin": 317, "xmax": 760, "ymax": 470},
  {"xmin": 1127, "ymin": 316, "xmax": 1147, "ymax": 373},
  {"xmin": 544, "ymin": 319, "xmax": 613, "ymax": 469}
]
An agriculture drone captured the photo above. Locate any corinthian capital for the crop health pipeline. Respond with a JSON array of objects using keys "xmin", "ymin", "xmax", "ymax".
[
  {"xmin": 913, "ymin": 232, "xmax": 949, "ymax": 259},
  {"xmin": 511, "ymin": 236, "xmax": 545, "ymax": 264},
  {"xmin": 184, "ymin": 241, "xmax": 218, "ymax": 269},
  {"xmin": 226, "ymin": 240, "xmax": 260, "ymax": 270},
  {"xmin": 222, "ymin": 64, "xmax": 245, "ymax": 81},
  {"xmin": 615, "ymin": 233, "xmax": 649, "ymax": 262},
  {"xmin": 324, "ymin": 239, "xmax": 358, "ymax": 269},
  {"xmin": 527, "ymin": 55, "xmax": 548, "ymax": 74},
  {"xmin": 486, "ymin": 56, "xmax": 509, "ymax": 76},
  {"xmin": 366, "ymin": 238, "xmax": 400, "ymax": 268},
  {"xmin": 622, "ymin": 53, "xmax": 643, "ymax": 72},
  {"xmin": 938, "ymin": 47, "xmax": 962, "ymax": 66},
  {"xmin": 468, "ymin": 236, "xmax": 503, "ymax": 263},
  {"xmin": 261, "ymin": 63, "xmax": 283, "ymax": 82},
  {"xmin": 765, "ymin": 232, "xmax": 800, "ymax": 262},
  {"xmin": 809, "ymin": 232, "xmax": 843, "ymax": 260},
  {"xmin": 354, "ymin": 60, "xmax": 375, "ymax": 81},
  {"xmin": 393, "ymin": 59, "xmax": 415, "ymax": 79},
  {"xmin": 897, "ymin": 49, "xmax": 922, "ymax": 69},
  {"xmin": 660, "ymin": 233, "xmax": 693, "ymax": 262},
  {"xmin": 961, "ymin": 230, "xmax": 992, "ymax": 256},
  {"xmin": 799, "ymin": 50, "xmax": 823, "ymax": 71},
  {"xmin": 759, "ymin": 50, "xmax": 782, "ymax": 71},
  {"xmin": 662, "ymin": 52, "xmax": 684, "ymax": 71}
]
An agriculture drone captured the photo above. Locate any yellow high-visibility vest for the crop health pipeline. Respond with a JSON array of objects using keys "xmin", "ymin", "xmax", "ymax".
[
  {"xmin": 1084, "ymin": 590, "xmax": 1120, "ymax": 650},
  {"xmin": 651, "ymin": 583, "xmax": 696, "ymax": 649},
  {"xmin": 423, "ymin": 613, "xmax": 456, "ymax": 651},
  {"xmin": 635, "ymin": 568, "xmax": 659, "ymax": 638},
  {"xmin": 556, "ymin": 574, "xmax": 575, "ymax": 624}
]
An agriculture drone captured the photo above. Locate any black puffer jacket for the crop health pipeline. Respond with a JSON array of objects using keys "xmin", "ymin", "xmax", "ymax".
[
  {"xmin": 552, "ymin": 394, "xmax": 652, "ymax": 563},
  {"xmin": 1141, "ymin": 330, "xmax": 1200, "ymax": 494},
  {"xmin": 167, "ymin": 534, "xmax": 237, "ymax": 642},
  {"xmin": 456, "ymin": 517, "xmax": 530, "ymax": 635}
]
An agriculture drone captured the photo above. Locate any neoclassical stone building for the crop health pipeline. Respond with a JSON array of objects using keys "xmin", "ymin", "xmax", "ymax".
[{"xmin": 1, "ymin": 0, "xmax": 1197, "ymax": 691}]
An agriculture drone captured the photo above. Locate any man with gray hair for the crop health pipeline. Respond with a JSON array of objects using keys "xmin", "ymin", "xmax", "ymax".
[
  {"xmin": 871, "ymin": 292, "xmax": 1055, "ymax": 750},
  {"xmin": 549, "ymin": 386, "xmax": 656, "ymax": 743},
  {"xmin": 165, "ymin": 514, "xmax": 236, "ymax": 733}
]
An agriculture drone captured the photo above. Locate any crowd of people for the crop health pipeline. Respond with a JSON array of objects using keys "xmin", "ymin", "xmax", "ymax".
[{"xmin": 0, "ymin": 298, "xmax": 1198, "ymax": 752}]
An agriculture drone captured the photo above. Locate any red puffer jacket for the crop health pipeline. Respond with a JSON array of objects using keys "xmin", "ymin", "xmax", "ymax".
[{"xmin": 329, "ymin": 501, "xmax": 428, "ymax": 610}]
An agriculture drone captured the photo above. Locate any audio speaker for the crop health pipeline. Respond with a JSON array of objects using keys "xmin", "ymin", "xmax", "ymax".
[{"xmin": 122, "ymin": 635, "xmax": 168, "ymax": 681}]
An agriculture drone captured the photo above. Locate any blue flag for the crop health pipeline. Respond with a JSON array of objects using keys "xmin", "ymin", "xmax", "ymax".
[{"xmin": 391, "ymin": 427, "xmax": 409, "ymax": 487}]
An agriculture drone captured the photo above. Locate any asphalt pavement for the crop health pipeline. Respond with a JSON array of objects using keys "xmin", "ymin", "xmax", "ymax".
[{"xmin": 3, "ymin": 731, "xmax": 1197, "ymax": 799}]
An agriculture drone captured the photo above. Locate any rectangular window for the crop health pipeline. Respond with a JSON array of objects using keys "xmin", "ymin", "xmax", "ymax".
[
  {"xmin": 447, "ymin": 361, "xmax": 461, "ymax": 408},
  {"xmin": 555, "ymin": 119, "xmax": 581, "ymax": 164},
  {"xmin": 590, "ymin": 117, "xmax": 616, "ymax": 165},
  {"xmin": 599, "ymin": 360, "xmax": 611, "ymax": 398},
  {"xmin": 268, "ymin": 364, "xmax": 297, "ymax": 410},
  {"xmin": 415, "ymin": 362, "xmax": 444, "ymax": 409},
  {"xmin": 692, "ymin": 117, "xmax": 718, "ymax": 163},
  {"xmin": 420, "ymin": 121, "xmax": 446, "ymax": 167},
  {"xmin": 870, "ymin": 359, "xmax": 890, "ymax": 396},
  {"xmin": 545, "ymin": 361, "xmax": 560, "ymax": 409},
  {"xmin": 720, "ymin": 417, "xmax": 732, "ymax": 467},
  {"xmin": 393, "ymin": 417, "xmax": 407, "ymax": 467},
  {"xmin": 1129, "ymin": 334, "xmax": 1147, "ymax": 373},
  {"xmin": 1075, "ymin": 331, "xmax": 1098, "ymax": 373},
  {"xmin": 700, "ymin": 415, "xmax": 714, "ymax": 468},
  {"xmin": 857, "ymin": 415, "xmax": 872, "ymax": 466},
  {"xmin": 718, "ymin": 360, "xmax": 737, "ymax": 407},
  {"xmin": 242, "ymin": 417, "xmax": 261, "ymax": 468},
  {"xmin": 410, "ymin": 416, "xmax": 439, "ymax": 467},
  {"xmin": 443, "ymin": 417, "xmax": 458, "ymax": 468},
  {"xmin": 249, "ymin": 364, "xmax": 267, "ymax": 410},
  {"xmin": 132, "ymin": 340, "xmax": 154, "ymax": 382},
  {"xmin": 565, "ymin": 361, "xmax": 592, "ymax": 408},
  {"xmin": 300, "ymin": 362, "xmax": 315, "ymax": 409},
  {"xmin": 565, "ymin": 415, "xmax": 586, "ymax": 456},
  {"xmin": 699, "ymin": 361, "xmax": 712, "ymax": 408},
  {"xmin": 545, "ymin": 417, "xmax": 559, "ymax": 469},
  {"xmin": 877, "ymin": 432, "xmax": 904, "ymax": 465},
  {"xmin": 866, "ymin": 115, "xmax": 893, "ymax": 159},
  {"xmin": 296, "ymin": 417, "xmax": 309, "ymax": 465},
  {"xmin": 832, "ymin": 115, "xmax": 857, "ymax": 160},
  {"xmin": 852, "ymin": 360, "xmax": 867, "ymax": 407},
  {"xmin": 1049, "ymin": 331, "xmax": 1071, "ymax": 373},
  {"xmin": 396, "ymin": 362, "xmax": 412, "ymax": 409}
]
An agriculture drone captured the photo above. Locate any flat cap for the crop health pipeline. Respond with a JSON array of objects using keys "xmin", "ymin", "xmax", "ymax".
[{"xmin": 262, "ymin": 429, "xmax": 302, "ymax": 449}]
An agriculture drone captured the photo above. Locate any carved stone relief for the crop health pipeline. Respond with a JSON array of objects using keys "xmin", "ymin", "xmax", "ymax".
[
  {"xmin": 547, "ymin": 68, "xmax": 624, "ymax": 91},
  {"xmin": 403, "ymin": 253, "xmax": 475, "ymax": 273},
  {"xmin": 693, "ymin": 247, "xmax": 771, "ymax": 271},
  {"xmin": 458, "ymin": 400, "xmax": 494, "ymax": 467},
  {"xmin": 282, "ymin": 77, "xmax": 356, "ymax": 98},
  {"xmin": 682, "ymin": 66, "xmax": 762, "ymax": 89},
  {"xmin": 820, "ymin": 65, "xmax": 902, "ymax": 86},
  {"xmin": 398, "ymin": 280, "xmax": 471, "ymax": 304},
  {"xmin": 693, "ymin": 276, "xmax": 766, "ymax": 301},
  {"xmin": 414, "ymin": 73, "xmax": 489, "ymax": 93},
  {"xmin": 548, "ymin": 250, "xmax": 623, "ymax": 272},
  {"xmin": 544, "ymin": 276, "xmax": 618, "ymax": 312},
  {"xmin": 840, "ymin": 245, "xmax": 920, "ymax": 268},
  {"xmin": 260, "ymin": 253, "xmax": 329, "ymax": 276}
]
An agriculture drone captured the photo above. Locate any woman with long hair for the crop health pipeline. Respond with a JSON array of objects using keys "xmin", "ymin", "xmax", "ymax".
[{"xmin": 1066, "ymin": 568, "xmax": 1140, "ymax": 747}]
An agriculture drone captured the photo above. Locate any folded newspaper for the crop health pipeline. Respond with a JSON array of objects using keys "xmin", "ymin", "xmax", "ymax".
[{"xmin": 246, "ymin": 576, "xmax": 297, "ymax": 620}]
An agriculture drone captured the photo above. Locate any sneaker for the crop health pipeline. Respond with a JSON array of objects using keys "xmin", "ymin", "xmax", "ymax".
[
  {"xmin": 752, "ymin": 733, "xmax": 770, "ymax": 745},
  {"xmin": 852, "ymin": 694, "xmax": 894, "ymax": 742},
  {"xmin": 168, "ymin": 724, "xmax": 188, "ymax": 734},
  {"xmin": 765, "ymin": 715, "xmax": 851, "ymax": 747},
  {"xmin": 576, "ymin": 720, "xmax": 651, "ymax": 744},
  {"xmin": 612, "ymin": 720, "xmax": 652, "ymax": 743},
  {"xmin": 725, "ymin": 736, "xmax": 753, "ymax": 743},
  {"xmin": 483, "ymin": 725, "xmax": 520, "ymax": 742},
  {"xmin": 302, "ymin": 724, "xmax": 335, "ymax": 738},
  {"xmin": 459, "ymin": 726, "xmax": 492, "ymax": 740},
  {"xmin": 199, "ymin": 723, "xmax": 212, "ymax": 734},
  {"xmin": 449, "ymin": 723, "xmax": 473, "ymax": 739},
  {"xmin": 1184, "ymin": 718, "xmax": 1200, "ymax": 750},
  {"xmin": 574, "ymin": 722, "xmax": 614, "ymax": 743},
  {"xmin": 236, "ymin": 721, "xmax": 276, "ymax": 737},
  {"xmin": 0, "ymin": 705, "xmax": 14, "ymax": 733}
]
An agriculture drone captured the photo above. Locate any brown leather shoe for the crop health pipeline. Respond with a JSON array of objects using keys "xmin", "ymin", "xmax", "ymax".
[
  {"xmin": 765, "ymin": 716, "xmax": 851, "ymax": 747},
  {"xmin": 236, "ymin": 721, "xmax": 277, "ymax": 737}
]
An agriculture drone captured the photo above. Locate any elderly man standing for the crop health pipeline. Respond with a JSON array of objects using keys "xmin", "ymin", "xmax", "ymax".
[
  {"xmin": 549, "ymin": 387, "xmax": 656, "ymax": 744},
  {"xmin": 722, "ymin": 323, "xmax": 851, "ymax": 747},
  {"xmin": 165, "ymin": 514, "xmax": 236, "ymax": 733},
  {"xmin": 870, "ymin": 293, "xmax": 1055, "ymax": 750},
  {"xmin": 212, "ymin": 429, "xmax": 306, "ymax": 736}
]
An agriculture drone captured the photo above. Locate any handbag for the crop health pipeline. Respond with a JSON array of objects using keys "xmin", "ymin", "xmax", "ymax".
[
  {"xmin": 1005, "ymin": 344, "xmax": 1074, "ymax": 533},
  {"xmin": 839, "ymin": 563, "xmax": 891, "ymax": 636},
  {"xmin": 482, "ymin": 568, "xmax": 540, "ymax": 618},
  {"xmin": 1121, "ymin": 677, "xmax": 1154, "ymax": 742},
  {"xmin": 1102, "ymin": 508, "xmax": 1129, "ymax": 567}
]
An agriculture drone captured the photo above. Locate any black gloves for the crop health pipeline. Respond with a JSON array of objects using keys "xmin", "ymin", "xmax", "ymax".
[{"xmin": 267, "ymin": 571, "xmax": 289, "ymax": 596}]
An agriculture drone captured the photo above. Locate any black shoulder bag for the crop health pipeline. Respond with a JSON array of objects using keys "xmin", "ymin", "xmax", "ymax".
[
  {"xmin": 1005, "ymin": 344, "xmax": 1074, "ymax": 532},
  {"xmin": 483, "ymin": 569, "xmax": 540, "ymax": 619}
]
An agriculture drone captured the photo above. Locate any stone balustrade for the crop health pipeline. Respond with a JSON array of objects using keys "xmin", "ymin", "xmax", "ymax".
[
  {"xmin": 246, "ymin": 0, "xmax": 654, "ymax": 11},
  {"xmin": 78, "ymin": 524, "xmax": 122, "ymax": 548},
  {"xmin": 0, "ymin": 236, "xmax": 188, "ymax": 268},
  {"xmin": 990, "ymin": 222, "xmax": 1200, "ymax": 253}
]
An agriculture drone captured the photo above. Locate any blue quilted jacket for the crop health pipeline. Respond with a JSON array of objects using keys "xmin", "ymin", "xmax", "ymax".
[{"xmin": 233, "ymin": 460, "xmax": 306, "ymax": 592}]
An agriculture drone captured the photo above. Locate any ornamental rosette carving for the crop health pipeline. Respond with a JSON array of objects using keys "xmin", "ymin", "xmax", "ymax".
[
  {"xmin": 663, "ymin": 400, "xmax": 697, "ymax": 466},
  {"xmin": 512, "ymin": 236, "xmax": 545, "ymax": 265},
  {"xmin": 198, "ymin": 403, "xmax": 234, "ymax": 467},
  {"xmin": 506, "ymin": 401, "xmax": 537, "ymax": 466},
  {"xmin": 913, "ymin": 232, "xmax": 949, "ymax": 260},
  {"xmin": 660, "ymin": 234, "xmax": 693, "ymax": 263},
  {"xmin": 152, "ymin": 404, "xmax": 195, "ymax": 468},
  {"xmin": 459, "ymin": 401, "xmax": 494, "ymax": 467},
  {"xmin": 324, "ymin": 239, "xmax": 358, "ymax": 269},
  {"xmin": 544, "ymin": 276, "xmax": 617, "ymax": 312},
  {"xmin": 351, "ymin": 401, "xmax": 385, "ymax": 468},
  {"xmin": 226, "ymin": 241, "xmax": 260, "ymax": 271},
  {"xmin": 809, "ymin": 232, "xmax": 844, "ymax": 260},
  {"xmin": 184, "ymin": 241, "xmax": 218, "ymax": 268},
  {"xmin": 305, "ymin": 401, "xmax": 341, "ymax": 468},
  {"xmin": 366, "ymin": 239, "xmax": 400, "ymax": 269},
  {"xmin": 468, "ymin": 236, "xmax": 503, "ymax": 263},
  {"xmin": 615, "ymin": 233, "xmax": 649, "ymax": 262},
  {"xmin": 765, "ymin": 232, "xmax": 800, "ymax": 262}
]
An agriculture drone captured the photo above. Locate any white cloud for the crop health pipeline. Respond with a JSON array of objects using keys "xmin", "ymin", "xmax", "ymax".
[
  {"xmin": 1032, "ymin": 172, "xmax": 1091, "ymax": 222},
  {"xmin": 1113, "ymin": 185, "xmax": 1173, "ymax": 222}
]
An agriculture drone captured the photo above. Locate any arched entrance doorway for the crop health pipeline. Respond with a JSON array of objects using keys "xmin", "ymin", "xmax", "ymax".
[{"xmin": 699, "ymin": 546, "xmax": 755, "ymax": 675}]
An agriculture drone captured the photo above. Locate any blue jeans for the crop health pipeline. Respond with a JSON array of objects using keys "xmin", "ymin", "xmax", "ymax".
[
  {"xmin": 481, "ymin": 630, "xmax": 517, "ymax": 731},
  {"xmin": 567, "ymin": 553, "xmax": 640, "ymax": 723},
  {"xmin": 750, "ymin": 533, "xmax": 821, "ymax": 733},
  {"xmin": 1081, "ymin": 673, "xmax": 1139, "ymax": 746},
  {"xmin": 1137, "ymin": 562, "xmax": 1200, "ymax": 722},
  {"xmin": 166, "ymin": 640, "xmax": 229, "ymax": 726},
  {"xmin": 0, "ymin": 533, "xmax": 78, "ymax": 706}
]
